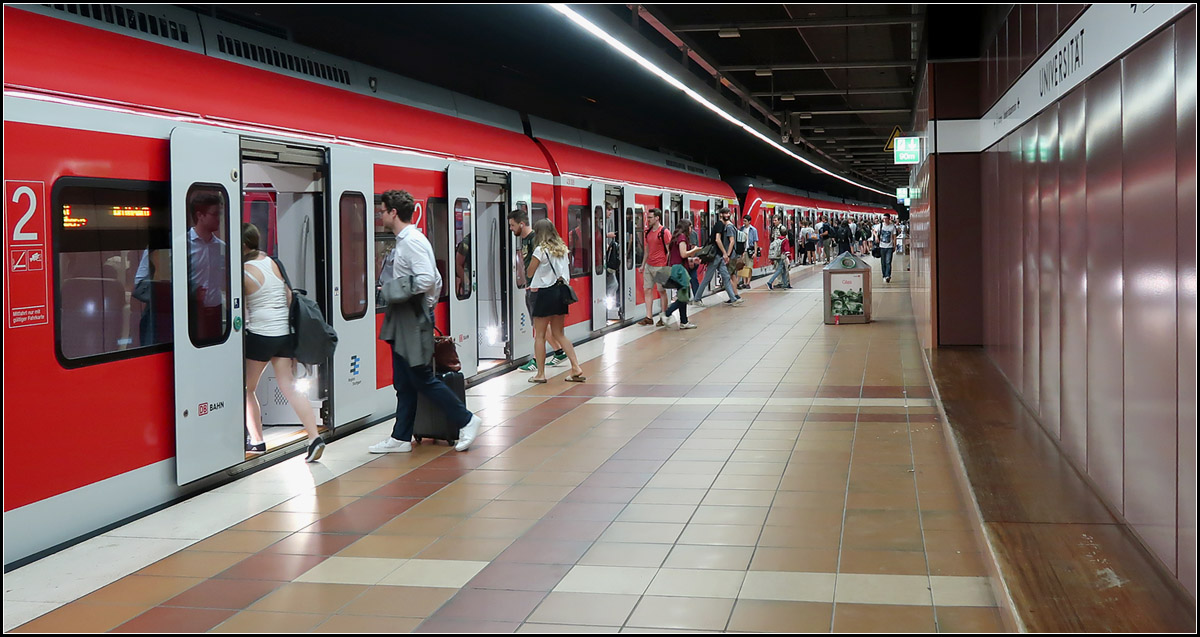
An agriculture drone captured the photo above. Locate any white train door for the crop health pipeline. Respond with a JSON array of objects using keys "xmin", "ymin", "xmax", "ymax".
[
  {"xmin": 171, "ymin": 127, "xmax": 244, "ymax": 485},
  {"xmin": 510, "ymin": 174, "xmax": 534, "ymax": 361},
  {"xmin": 447, "ymin": 163, "xmax": 477, "ymax": 377},
  {"xmin": 589, "ymin": 182, "xmax": 606, "ymax": 331},
  {"xmin": 622, "ymin": 185, "xmax": 637, "ymax": 319},
  {"xmin": 328, "ymin": 145, "xmax": 375, "ymax": 427}
]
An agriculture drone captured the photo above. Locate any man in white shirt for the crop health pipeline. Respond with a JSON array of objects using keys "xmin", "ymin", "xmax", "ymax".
[
  {"xmin": 848, "ymin": 219, "xmax": 859, "ymax": 255},
  {"xmin": 187, "ymin": 193, "xmax": 228, "ymax": 342},
  {"xmin": 370, "ymin": 190, "xmax": 481, "ymax": 454},
  {"xmin": 873, "ymin": 213, "xmax": 898, "ymax": 283}
]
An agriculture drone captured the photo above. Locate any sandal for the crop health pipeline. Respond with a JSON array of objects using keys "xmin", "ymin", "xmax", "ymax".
[
  {"xmin": 565, "ymin": 374, "xmax": 587, "ymax": 383},
  {"xmin": 528, "ymin": 377, "xmax": 547, "ymax": 384}
]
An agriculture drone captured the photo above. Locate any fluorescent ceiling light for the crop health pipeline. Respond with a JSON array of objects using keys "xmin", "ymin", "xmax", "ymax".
[
  {"xmin": 755, "ymin": 69, "xmax": 774, "ymax": 77},
  {"xmin": 799, "ymin": 112, "xmax": 812, "ymax": 119},
  {"xmin": 547, "ymin": 4, "xmax": 891, "ymax": 199},
  {"xmin": 780, "ymin": 94, "xmax": 795, "ymax": 101},
  {"xmin": 813, "ymin": 127, "xmax": 824, "ymax": 133},
  {"xmin": 718, "ymin": 28, "xmax": 741, "ymax": 38}
]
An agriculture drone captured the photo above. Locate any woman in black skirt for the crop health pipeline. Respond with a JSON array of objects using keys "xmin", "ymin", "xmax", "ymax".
[{"xmin": 525, "ymin": 219, "xmax": 586, "ymax": 384}]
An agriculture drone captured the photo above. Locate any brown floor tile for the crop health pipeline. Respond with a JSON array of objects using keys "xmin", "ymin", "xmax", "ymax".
[
  {"xmin": 375, "ymin": 514, "xmax": 464, "ymax": 536},
  {"xmin": 315, "ymin": 614, "xmax": 423, "ymax": 632},
  {"xmin": 260, "ymin": 532, "xmax": 363, "ymax": 556},
  {"xmin": 846, "ymin": 490, "xmax": 919, "ymax": 511},
  {"xmin": 9, "ymin": 603, "xmax": 149, "ymax": 633},
  {"xmin": 413, "ymin": 617, "xmax": 519, "ymax": 633},
  {"xmin": 214, "ymin": 552, "xmax": 327, "ymax": 581},
  {"xmin": 230, "ymin": 511, "xmax": 324, "ymax": 532},
  {"xmin": 475, "ymin": 500, "xmax": 558, "ymax": 519},
  {"xmin": 778, "ymin": 471, "xmax": 850, "ymax": 492},
  {"xmin": 433, "ymin": 588, "xmax": 548, "ymax": 623},
  {"xmin": 834, "ymin": 603, "xmax": 936, "ymax": 633},
  {"xmin": 403, "ymin": 497, "xmax": 492, "ymax": 518},
  {"xmin": 919, "ymin": 510, "xmax": 972, "ymax": 531},
  {"xmin": 416, "ymin": 537, "xmax": 514, "ymax": 561},
  {"xmin": 921, "ymin": 529, "xmax": 981, "ymax": 553},
  {"xmin": 76, "ymin": 574, "xmax": 204, "ymax": 606},
  {"xmin": 270, "ymin": 495, "xmax": 358, "ymax": 514},
  {"xmin": 935, "ymin": 606, "xmax": 1008, "ymax": 632},
  {"xmin": 522, "ymin": 518, "xmax": 611, "ymax": 542},
  {"xmin": 758, "ymin": 524, "xmax": 842, "ymax": 549},
  {"xmin": 727, "ymin": 600, "xmax": 833, "ymax": 632},
  {"xmin": 917, "ymin": 490, "xmax": 967, "ymax": 512},
  {"xmin": 313, "ymin": 479, "xmax": 392, "ymax": 497},
  {"xmin": 765, "ymin": 507, "xmax": 844, "ymax": 529},
  {"xmin": 370, "ymin": 480, "xmax": 447, "ymax": 498},
  {"xmin": 110, "ymin": 606, "xmax": 236, "ymax": 633},
  {"xmin": 526, "ymin": 592, "xmax": 639, "ymax": 626},
  {"xmin": 160, "ymin": 578, "xmax": 283, "ymax": 610},
  {"xmin": 446, "ymin": 516, "xmax": 539, "ymax": 539},
  {"xmin": 247, "ymin": 582, "xmax": 368, "ymax": 614},
  {"xmin": 188, "ymin": 530, "xmax": 290, "ymax": 553},
  {"xmin": 748, "ymin": 547, "xmax": 839, "ymax": 572},
  {"xmin": 926, "ymin": 550, "xmax": 989, "ymax": 577},
  {"xmin": 841, "ymin": 510, "xmax": 924, "ymax": 552},
  {"xmin": 210, "ymin": 610, "xmax": 330, "ymax": 632},
  {"xmin": 339, "ymin": 585, "xmax": 457, "ymax": 618},
  {"xmin": 772, "ymin": 491, "xmax": 847, "ymax": 510},
  {"xmin": 494, "ymin": 539, "xmax": 593, "ymax": 564},
  {"xmin": 136, "ymin": 551, "xmax": 248, "ymax": 578},
  {"xmin": 467, "ymin": 562, "xmax": 573, "ymax": 591},
  {"xmin": 625, "ymin": 596, "xmax": 735, "ymax": 631},
  {"xmin": 336, "ymin": 534, "xmax": 438, "ymax": 559},
  {"xmin": 839, "ymin": 549, "xmax": 928, "ymax": 575}
]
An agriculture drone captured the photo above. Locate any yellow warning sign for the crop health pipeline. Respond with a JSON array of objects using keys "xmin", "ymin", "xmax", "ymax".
[{"xmin": 883, "ymin": 126, "xmax": 904, "ymax": 151}]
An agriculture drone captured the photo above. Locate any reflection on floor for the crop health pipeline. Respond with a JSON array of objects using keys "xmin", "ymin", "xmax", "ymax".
[{"xmin": 477, "ymin": 359, "xmax": 507, "ymax": 373}]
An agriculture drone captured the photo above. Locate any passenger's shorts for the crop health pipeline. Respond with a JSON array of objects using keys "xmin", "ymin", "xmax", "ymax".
[
  {"xmin": 524, "ymin": 287, "xmax": 537, "ymax": 319},
  {"xmin": 246, "ymin": 331, "xmax": 293, "ymax": 362},
  {"xmin": 644, "ymin": 265, "xmax": 671, "ymax": 289}
]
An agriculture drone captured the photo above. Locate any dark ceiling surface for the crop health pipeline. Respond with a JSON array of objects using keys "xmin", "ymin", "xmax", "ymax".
[{"xmin": 202, "ymin": 4, "xmax": 985, "ymax": 205}]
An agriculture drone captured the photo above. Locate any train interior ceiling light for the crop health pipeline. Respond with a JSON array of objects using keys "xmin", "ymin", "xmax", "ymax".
[{"xmin": 549, "ymin": 4, "xmax": 894, "ymax": 200}]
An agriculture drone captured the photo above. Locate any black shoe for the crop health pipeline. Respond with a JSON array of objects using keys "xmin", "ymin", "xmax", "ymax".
[
  {"xmin": 305, "ymin": 436, "xmax": 325, "ymax": 463},
  {"xmin": 246, "ymin": 441, "xmax": 266, "ymax": 454}
]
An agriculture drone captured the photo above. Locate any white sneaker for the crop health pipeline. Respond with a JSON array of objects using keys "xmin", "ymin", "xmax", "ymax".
[
  {"xmin": 679, "ymin": 322, "xmax": 698, "ymax": 330},
  {"xmin": 732, "ymin": 298, "xmax": 746, "ymax": 306},
  {"xmin": 369, "ymin": 437, "xmax": 412, "ymax": 453},
  {"xmin": 455, "ymin": 414, "xmax": 483, "ymax": 452}
]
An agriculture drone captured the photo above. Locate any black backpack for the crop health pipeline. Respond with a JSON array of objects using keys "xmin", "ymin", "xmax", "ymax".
[
  {"xmin": 270, "ymin": 256, "xmax": 338, "ymax": 365},
  {"xmin": 605, "ymin": 241, "xmax": 621, "ymax": 271}
]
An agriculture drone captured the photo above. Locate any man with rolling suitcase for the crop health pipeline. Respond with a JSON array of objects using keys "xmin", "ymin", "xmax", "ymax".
[{"xmin": 370, "ymin": 190, "xmax": 482, "ymax": 454}]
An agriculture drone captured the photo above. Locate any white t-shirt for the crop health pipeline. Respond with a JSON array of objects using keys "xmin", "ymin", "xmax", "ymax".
[
  {"xmin": 874, "ymin": 223, "xmax": 897, "ymax": 248},
  {"xmin": 530, "ymin": 245, "xmax": 570, "ymax": 290}
]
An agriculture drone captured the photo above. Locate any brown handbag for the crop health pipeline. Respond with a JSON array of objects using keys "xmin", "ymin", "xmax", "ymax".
[{"xmin": 433, "ymin": 326, "xmax": 461, "ymax": 372}]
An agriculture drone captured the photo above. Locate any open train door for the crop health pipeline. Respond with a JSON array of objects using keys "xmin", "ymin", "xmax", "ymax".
[
  {"xmin": 446, "ymin": 163, "xmax": 477, "ymax": 378},
  {"xmin": 327, "ymin": 145, "xmax": 375, "ymax": 428},
  {"xmin": 509, "ymin": 173, "xmax": 534, "ymax": 361},
  {"xmin": 589, "ymin": 182, "xmax": 606, "ymax": 331},
  {"xmin": 170, "ymin": 127, "xmax": 245, "ymax": 485}
]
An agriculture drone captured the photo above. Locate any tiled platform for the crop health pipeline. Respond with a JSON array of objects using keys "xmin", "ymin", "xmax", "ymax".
[{"xmin": 6, "ymin": 257, "xmax": 1007, "ymax": 633}]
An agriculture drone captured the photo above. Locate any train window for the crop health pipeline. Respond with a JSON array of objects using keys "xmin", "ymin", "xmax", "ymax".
[
  {"xmin": 531, "ymin": 202, "xmax": 548, "ymax": 224},
  {"xmin": 593, "ymin": 205, "xmax": 604, "ymax": 276},
  {"xmin": 624, "ymin": 207, "xmax": 634, "ymax": 270},
  {"xmin": 339, "ymin": 192, "xmax": 368, "ymax": 321},
  {"xmin": 52, "ymin": 178, "xmax": 172, "ymax": 366},
  {"xmin": 454, "ymin": 198, "xmax": 472, "ymax": 300},
  {"xmin": 372, "ymin": 194, "xmax": 393, "ymax": 313},
  {"xmin": 184, "ymin": 185, "xmax": 231, "ymax": 349},
  {"xmin": 634, "ymin": 207, "xmax": 645, "ymax": 268},
  {"xmin": 427, "ymin": 197, "xmax": 449, "ymax": 303},
  {"xmin": 566, "ymin": 204, "xmax": 590, "ymax": 278}
]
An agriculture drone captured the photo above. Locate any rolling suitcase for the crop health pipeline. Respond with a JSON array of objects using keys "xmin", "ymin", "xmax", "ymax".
[{"xmin": 413, "ymin": 370, "xmax": 465, "ymax": 446}]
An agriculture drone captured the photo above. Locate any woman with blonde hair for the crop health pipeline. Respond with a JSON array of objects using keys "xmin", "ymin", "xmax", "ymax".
[{"xmin": 526, "ymin": 219, "xmax": 585, "ymax": 383}]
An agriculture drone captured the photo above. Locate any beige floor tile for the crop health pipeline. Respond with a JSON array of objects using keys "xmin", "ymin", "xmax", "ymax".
[
  {"xmin": 657, "ymin": 461, "xmax": 726, "ymax": 475},
  {"xmin": 690, "ymin": 505, "xmax": 769, "ymax": 526},
  {"xmin": 631, "ymin": 488, "xmax": 708, "ymax": 506},
  {"xmin": 335, "ymin": 535, "xmax": 437, "ymax": 559},
  {"xmin": 739, "ymin": 571, "xmax": 836, "ymax": 602},
  {"xmin": 677, "ymin": 524, "xmax": 762, "ymax": 546},
  {"xmin": 374, "ymin": 515, "xmax": 463, "ymax": 536},
  {"xmin": 663, "ymin": 545, "xmax": 755, "ymax": 571},
  {"xmin": 211, "ymin": 610, "xmax": 329, "ymax": 633},
  {"xmin": 553, "ymin": 565, "xmax": 658, "ymax": 595},
  {"xmin": 294, "ymin": 556, "xmax": 406, "ymax": 585},
  {"xmin": 312, "ymin": 614, "xmax": 422, "ymax": 633},
  {"xmin": 834, "ymin": 573, "xmax": 933, "ymax": 606},
  {"xmin": 669, "ymin": 449, "xmax": 735, "ymax": 462},
  {"xmin": 415, "ymin": 536, "xmax": 513, "ymax": 561},
  {"xmin": 616, "ymin": 504, "xmax": 697, "ymax": 524},
  {"xmin": 701, "ymin": 489, "xmax": 776, "ymax": 507},
  {"xmin": 643, "ymin": 474, "xmax": 717, "ymax": 490},
  {"xmin": 720, "ymin": 462, "xmax": 787, "ymax": 477},
  {"xmin": 247, "ymin": 582, "xmax": 368, "ymax": 614},
  {"xmin": 338, "ymin": 585, "xmax": 457, "ymax": 617},
  {"xmin": 598, "ymin": 522, "xmax": 686, "ymax": 544},
  {"xmin": 520, "ymin": 471, "xmax": 594, "ymax": 486},
  {"xmin": 526, "ymin": 592, "xmax": 640, "ymax": 626},
  {"xmin": 377, "ymin": 559, "xmax": 489, "ymax": 588},
  {"xmin": 475, "ymin": 500, "xmax": 558, "ymax": 519},
  {"xmin": 710, "ymin": 474, "xmax": 782, "ymax": 490},
  {"xmin": 645, "ymin": 568, "xmax": 746, "ymax": 598},
  {"xmin": 518, "ymin": 623, "xmax": 621, "ymax": 633},
  {"xmin": 929, "ymin": 576, "xmax": 996, "ymax": 607},
  {"xmin": 496, "ymin": 485, "xmax": 576, "ymax": 502},
  {"xmin": 727, "ymin": 450, "xmax": 792, "ymax": 463},
  {"xmin": 578, "ymin": 543, "xmax": 673, "ymax": 568},
  {"xmin": 444, "ymin": 516, "xmax": 538, "ymax": 539},
  {"xmin": 625, "ymin": 596, "xmax": 735, "ymax": 631}
]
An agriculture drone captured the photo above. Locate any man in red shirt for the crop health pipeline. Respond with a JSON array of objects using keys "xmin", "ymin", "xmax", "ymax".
[{"xmin": 639, "ymin": 208, "xmax": 672, "ymax": 327}]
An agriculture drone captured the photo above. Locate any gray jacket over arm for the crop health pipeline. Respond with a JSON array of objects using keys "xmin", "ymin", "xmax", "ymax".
[{"xmin": 378, "ymin": 274, "xmax": 434, "ymax": 368}]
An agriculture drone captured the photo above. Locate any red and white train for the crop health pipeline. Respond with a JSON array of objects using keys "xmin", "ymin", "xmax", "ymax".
[{"xmin": 2, "ymin": 4, "xmax": 892, "ymax": 565}]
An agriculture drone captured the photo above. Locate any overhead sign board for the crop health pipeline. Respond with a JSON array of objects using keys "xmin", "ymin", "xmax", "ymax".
[
  {"xmin": 893, "ymin": 137, "xmax": 920, "ymax": 164},
  {"xmin": 895, "ymin": 187, "xmax": 909, "ymax": 200}
]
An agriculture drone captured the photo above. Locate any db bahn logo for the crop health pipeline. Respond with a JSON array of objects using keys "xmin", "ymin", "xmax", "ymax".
[{"xmin": 197, "ymin": 401, "xmax": 225, "ymax": 416}]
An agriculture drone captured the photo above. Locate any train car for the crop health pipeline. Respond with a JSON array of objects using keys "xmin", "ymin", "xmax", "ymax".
[
  {"xmin": 1, "ymin": 4, "xmax": 741, "ymax": 566},
  {"xmin": 741, "ymin": 184, "xmax": 893, "ymax": 248}
]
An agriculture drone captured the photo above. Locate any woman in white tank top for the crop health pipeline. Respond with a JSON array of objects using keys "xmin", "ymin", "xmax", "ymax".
[{"xmin": 241, "ymin": 223, "xmax": 324, "ymax": 462}]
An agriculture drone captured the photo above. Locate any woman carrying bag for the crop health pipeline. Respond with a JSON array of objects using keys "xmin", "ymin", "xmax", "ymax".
[{"xmin": 526, "ymin": 219, "xmax": 586, "ymax": 384}]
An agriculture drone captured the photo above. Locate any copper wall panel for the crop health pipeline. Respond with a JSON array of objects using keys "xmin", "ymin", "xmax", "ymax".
[
  {"xmin": 1084, "ymin": 63, "xmax": 1125, "ymax": 514},
  {"xmin": 1006, "ymin": 134, "xmax": 1023, "ymax": 386},
  {"xmin": 1038, "ymin": 4, "xmax": 1058, "ymax": 58},
  {"xmin": 1174, "ymin": 8, "xmax": 1197, "ymax": 600},
  {"xmin": 1059, "ymin": 5, "xmax": 1087, "ymax": 29},
  {"xmin": 1058, "ymin": 87, "xmax": 1089, "ymax": 468},
  {"xmin": 935, "ymin": 153, "xmax": 983, "ymax": 345},
  {"xmin": 1038, "ymin": 105, "xmax": 1061, "ymax": 439},
  {"xmin": 1023, "ymin": 122, "xmax": 1041, "ymax": 408},
  {"xmin": 1021, "ymin": 4, "xmax": 1038, "ymax": 74},
  {"xmin": 1007, "ymin": 10, "xmax": 1020, "ymax": 92},
  {"xmin": 1120, "ymin": 27, "xmax": 1179, "ymax": 571}
]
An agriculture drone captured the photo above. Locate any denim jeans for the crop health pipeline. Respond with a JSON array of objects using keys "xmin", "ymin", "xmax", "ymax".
[
  {"xmin": 767, "ymin": 259, "xmax": 790, "ymax": 287},
  {"xmin": 666, "ymin": 298, "xmax": 689, "ymax": 323},
  {"xmin": 697, "ymin": 258, "xmax": 738, "ymax": 302},
  {"xmin": 688, "ymin": 267, "xmax": 700, "ymax": 296},
  {"xmin": 391, "ymin": 352, "xmax": 471, "ymax": 442},
  {"xmin": 880, "ymin": 247, "xmax": 895, "ymax": 279}
]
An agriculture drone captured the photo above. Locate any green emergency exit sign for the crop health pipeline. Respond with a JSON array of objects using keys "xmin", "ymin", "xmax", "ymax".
[{"xmin": 893, "ymin": 137, "xmax": 920, "ymax": 164}]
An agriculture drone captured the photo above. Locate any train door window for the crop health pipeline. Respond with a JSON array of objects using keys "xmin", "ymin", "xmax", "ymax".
[
  {"xmin": 53, "ymin": 179, "xmax": 172, "ymax": 365},
  {"xmin": 634, "ymin": 207, "xmax": 645, "ymax": 268},
  {"xmin": 624, "ymin": 207, "xmax": 634, "ymax": 270},
  {"xmin": 373, "ymin": 194, "xmax": 394, "ymax": 313},
  {"xmin": 593, "ymin": 205, "xmax": 604, "ymax": 276},
  {"xmin": 427, "ymin": 197, "xmax": 449, "ymax": 303},
  {"xmin": 453, "ymin": 198, "xmax": 472, "ymax": 300},
  {"xmin": 531, "ymin": 202, "xmax": 548, "ymax": 224},
  {"xmin": 670, "ymin": 195, "xmax": 682, "ymax": 231},
  {"xmin": 566, "ymin": 204, "xmax": 591, "ymax": 277},
  {"xmin": 339, "ymin": 192, "xmax": 368, "ymax": 320},
  {"xmin": 183, "ymin": 185, "xmax": 231, "ymax": 348}
]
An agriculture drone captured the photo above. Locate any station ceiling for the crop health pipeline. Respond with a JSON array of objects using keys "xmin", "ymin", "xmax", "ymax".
[{"xmin": 205, "ymin": 4, "xmax": 988, "ymax": 204}]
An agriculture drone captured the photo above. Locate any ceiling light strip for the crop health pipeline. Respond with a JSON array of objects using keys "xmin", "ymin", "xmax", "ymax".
[{"xmin": 548, "ymin": 4, "xmax": 892, "ymax": 198}]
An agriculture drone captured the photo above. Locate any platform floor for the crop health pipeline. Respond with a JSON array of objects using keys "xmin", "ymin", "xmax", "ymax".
[{"xmin": 6, "ymin": 255, "xmax": 1008, "ymax": 633}]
